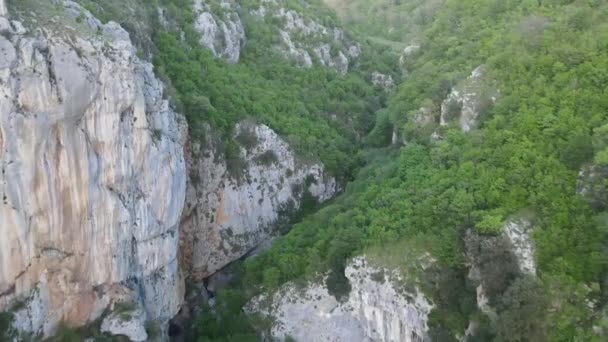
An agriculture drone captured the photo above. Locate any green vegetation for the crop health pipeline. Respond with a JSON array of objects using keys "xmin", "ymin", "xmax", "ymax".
[
  {"xmin": 194, "ymin": 289, "xmax": 265, "ymax": 342},
  {"xmin": 150, "ymin": 0, "xmax": 398, "ymax": 180},
  {"xmin": 113, "ymin": 301, "xmax": 136, "ymax": 321},
  {"xmin": 0, "ymin": 312, "xmax": 15, "ymax": 341},
  {"xmin": 145, "ymin": 321, "xmax": 160, "ymax": 339},
  {"xmin": 195, "ymin": 0, "xmax": 608, "ymax": 341}
]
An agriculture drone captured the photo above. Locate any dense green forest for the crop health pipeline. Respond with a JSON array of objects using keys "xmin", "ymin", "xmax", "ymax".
[{"xmin": 194, "ymin": 0, "xmax": 608, "ymax": 341}]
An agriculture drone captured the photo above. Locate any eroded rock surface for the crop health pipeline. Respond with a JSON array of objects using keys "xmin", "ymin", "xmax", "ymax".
[
  {"xmin": 440, "ymin": 66, "xmax": 498, "ymax": 132},
  {"xmin": 193, "ymin": 0, "xmax": 245, "ymax": 63},
  {"xmin": 100, "ymin": 303, "xmax": 148, "ymax": 342},
  {"xmin": 181, "ymin": 122, "xmax": 336, "ymax": 280},
  {"xmin": 371, "ymin": 71, "xmax": 395, "ymax": 92},
  {"xmin": 252, "ymin": 0, "xmax": 360, "ymax": 74},
  {"xmin": 248, "ymin": 256, "xmax": 432, "ymax": 342},
  {"xmin": 0, "ymin": 1, "xmax": 186, "ymax": 336},
  {"xmin": 464, "ymin": 217, "xmax": 536, "ymax": 320},
  {"xmin": 503, "ymin": 219, "xmax": 536, "ymax": 275}
]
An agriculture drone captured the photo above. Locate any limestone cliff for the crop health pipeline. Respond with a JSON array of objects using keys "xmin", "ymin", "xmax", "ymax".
[
  {"xmin": 181, "ymin": 122, "xmax": 336, "ymax": 279},
  {"xmin": 440, "ymin": 66, "xmax": 498, "ymax": 132},
  {"xmin": 464, "ymin": 217, "xmax": 536, "ymax": 323},
  {"xmin": 193, "ymin": 0, "xmax": 245, "ymax": 63},
  {"xmin": 251, "ymin": 0, "xmax": 360, "ymax": 74},
  {"xmin": 0, "ymin": 0, "xmax": 186, "ymax": 337},
  {"xmin": 248, "ymin": 256, "xmax": 432, "ymax": 342},
  {"xmin": 191, "ymin": 0, "xmax": 360, "ymax": 73}
]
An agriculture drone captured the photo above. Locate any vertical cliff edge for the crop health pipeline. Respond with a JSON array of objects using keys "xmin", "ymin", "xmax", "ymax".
[{"xmin": 0, "ymin": 0, "xmax": 186, "ymax": 338}]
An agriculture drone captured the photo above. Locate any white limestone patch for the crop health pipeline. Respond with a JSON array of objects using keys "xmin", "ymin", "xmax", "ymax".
[
  {"xmin": 440, "ymin": 65, "xmax": 498, "ymax": 132},
  {"xmin": 371, "ymin": 71, "xmax": 395, "ymax": 92},
  {"xmin": 250, "ymin": 284, "xmax": 368, "ymax": 342},
  {"xmin": 251, "ymin": 2, "xmax": 360, "ymax": 74},
  {"xmin": 248, "ymin": 257, "xmax": 433, "ymax": 342},
  {"xmin": 346, "ymin": 257, "xmax": 433, "ymax": 342},
  {"xmin": 400, "ymin": 44, "xmax": 420, "ymax": 66},
  {"xmin": 279, "ymin": 29, "xmax": 313, "ymax": 67},
  {"xmin": 193, "ymin": 0, "xmax": 245, "ymax": 63},
  {"xmin": 503, "ymin": 219, "xmax": 536, "ymax": 275},
  {"xmin": 101, "ymin": 304, "xmax": 148, "ymax": 342},
  {"xmin": 0, "ymin": 0, "xmax": 6, "ymax": 17}
]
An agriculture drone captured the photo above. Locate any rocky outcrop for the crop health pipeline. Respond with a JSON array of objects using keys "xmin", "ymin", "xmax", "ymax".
[
  {"xmin": 503, "ymin": 218, "xmax": 536, "ymax": 275},
  {"xmin": 399, "ymin": 44, "xmax": 420, "ymax": 66},
  {"xmin": 248, "ymin": 256, "xmax": 433, "ymax": 342},
  {"xmin": 371, "ymin": 71, "xmax": 395, "ymax": 92},
  {"xmin": 577, "ymin": 165, "xmax": 608, "ymax": 210},
  {"xmin": 440, "ymin": 66, "xmax": 498, "ymax": 132},
  {"xmin": 100, "ymin": 302, "xmax": 148, "ymax": 342},
  {"xmin": 0, "ymin": 1, "xmax": 186, "ymax": 337},
  {"xmin": 252, "ymin": 1, "xmax": 360, "ymax": 74},
  {"xmin": 193, "ymin": 0, "xmax": 245, "ymax": 63},
  {"xmin": 465, "ymin": 217, "xmax": 536, "ymax": 320},
  {"xmin": 181, "ymin": 122, "xmax": 336, "ymax": 280}
]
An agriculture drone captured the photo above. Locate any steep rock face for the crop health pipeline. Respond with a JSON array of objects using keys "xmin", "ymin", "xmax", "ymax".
[
  {"xmin": 252, "ymin": 0, "xmax": 360, "ymax": 74},
  {"xmin": 181, "ymin": 122, "xmax": 336, "ymax": 279},
  {"xmin": 440, "ymin": 66, "xmax": 498, "ymax": 132},
  {"xmin": 345, "ymin": 257, "xmax": 432, "ymax": 342},
  {"xmin": 0, "ymin": 1, "xmax": 186, "ymax": 337},
  {"xmin": 193, "ymin": 0, "xmax": 245, "ymax": 63},
  {"xmin": 248, "ymin": 256, "xmax": 432, "ymax": 342},
  {"xmin": 464, "ymin": 217, "xmax": 536, "ymax": 319},
  {"xmin": 503, "ymin": 219, "xmax": 536, "ymax": 275}
]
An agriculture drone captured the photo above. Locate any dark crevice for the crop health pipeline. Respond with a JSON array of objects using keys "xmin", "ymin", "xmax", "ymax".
[{"xmin": 36, "ymin": 45, "xmax": 63, "ymax": 104}]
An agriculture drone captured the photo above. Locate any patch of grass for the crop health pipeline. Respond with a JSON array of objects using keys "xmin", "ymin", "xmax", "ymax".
[
  {"xmin": 152, "ymin": 129, "xmax": 162, "ymax": 142},
  {"xmin": 370, "ymin": 269, "xmax": 385, "ymax": 283},
  {"xmin": 0, "ymin": 312, "xmax": 16, "ymax": 341},
  {"xmin": 254, "ymin": 150, "xmax": 279, "ymax": 166},
  {"xmin": 145, "ymin": 320, "xmax": 160, "ymax": 339},
  {"xmin": 50, "ymin": 322, "xmax": 83, "ymax": 342},
  {"xmin": 235, "ymin": 128, "xmax": 260, "ymax": 150}
]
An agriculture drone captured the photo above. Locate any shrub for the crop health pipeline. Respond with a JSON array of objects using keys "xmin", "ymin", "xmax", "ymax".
[{"xmin": 145, "ymin": 321, "xmax": 160, "ymax": 339}]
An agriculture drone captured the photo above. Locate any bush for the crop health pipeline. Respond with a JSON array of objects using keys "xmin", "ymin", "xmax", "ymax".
[
  {"xmin": 495, "ymin": 276, "xmax": 548, "ymax": 342},
  {"xmin": 0, "ymin": 312, "xmax": 15, "ymax": 341},
  {"xmin": 254, "ymin": 150, "xmax": 279, "ymax": 166},
  {"xmin": 145, "ymin": 321, "xmax": 160, "ymax": 339}
]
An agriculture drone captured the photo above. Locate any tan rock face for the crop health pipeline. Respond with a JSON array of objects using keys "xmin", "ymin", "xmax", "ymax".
[{"xmin": 0, "ymin": 2, "xmax": 186, "ymax": 337}]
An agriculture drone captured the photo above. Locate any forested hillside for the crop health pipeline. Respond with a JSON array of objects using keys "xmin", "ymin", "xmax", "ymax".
[
  {"xmin": 199, "ymin": 0, "xmax": 608, "ymax": 341},
  {"xmin": 66, "ymin": 0, "xmax": 399, "ymax": 181}
]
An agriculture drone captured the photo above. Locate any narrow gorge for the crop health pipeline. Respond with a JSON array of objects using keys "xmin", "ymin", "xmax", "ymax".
[{"xmin": 2, "ymin": 0, "xmax": 608, "ymax": 341}]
